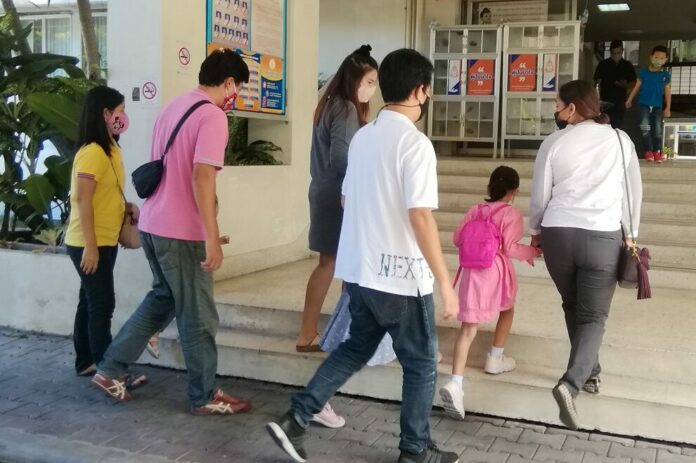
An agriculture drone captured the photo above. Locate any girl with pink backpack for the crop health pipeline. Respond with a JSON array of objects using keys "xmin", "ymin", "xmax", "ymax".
[{"xmin": 439, "ymin": 166, "xmax": 541, "ymax": 420}]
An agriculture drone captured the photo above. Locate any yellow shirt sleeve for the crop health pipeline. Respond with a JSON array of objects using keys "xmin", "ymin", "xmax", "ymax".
[{"xmin": 73, "ymin": 143, "xmax": 110, "ymax": 183}]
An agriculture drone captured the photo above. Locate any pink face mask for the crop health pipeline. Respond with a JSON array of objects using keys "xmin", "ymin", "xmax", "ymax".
[
  {"xmin": 222, "ymin": 83, "xmax": 238, "ymax": 111},
  {"xmin": 108, "ymin": 111, "xmax": 129, "ymax": 135}
]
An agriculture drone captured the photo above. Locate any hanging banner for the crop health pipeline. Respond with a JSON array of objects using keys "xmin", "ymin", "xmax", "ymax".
[
  {"xmin": 508, "ymin": 54, "xmax": 537, "ymax": 92},
  {"xmin": 448, "ymin": 60, "xmax": 462, "ymax": 95},
  {"xmin": 466, "ymin": 59, "xmax": 495, "ymax": 96},
  {"xmin": 542, "ymin": 54, "xmax": 558, "ymax": 92},
  {"xmin": 206, "ymin": 0, "xmax": 286, "ymax": 116}
]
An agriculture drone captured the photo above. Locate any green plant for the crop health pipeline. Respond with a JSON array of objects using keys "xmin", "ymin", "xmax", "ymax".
[
  {"xmin": 224, "ymin": 113, "xmax": 282, "ymax": 166},
  {"xmin": 0, "ymin": 16, "xmax": 97, "ymax": 241},
  {"xmin": 32, "ymin": 225, "xmax": 64, "ymax": 252},
  {"xmin": 662, "ymin": 146, "xmax": 676, "ymax": 159}
]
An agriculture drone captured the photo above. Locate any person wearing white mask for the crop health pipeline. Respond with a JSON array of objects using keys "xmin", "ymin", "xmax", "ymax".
[{"xmin": 593, "ymin": 40, "xmax": 636, "ymax": 129}]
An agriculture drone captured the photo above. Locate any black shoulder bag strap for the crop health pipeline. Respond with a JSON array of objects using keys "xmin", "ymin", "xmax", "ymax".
[{"xmin": 161, "ymin": 100, "xmax": 212, "ymax": 161}]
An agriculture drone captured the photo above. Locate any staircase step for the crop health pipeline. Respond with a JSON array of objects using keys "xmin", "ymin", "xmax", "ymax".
[
  {"xmin": 143, "ymin": 328, "xmax": 696, "ymax": 445},
  {"xmin": 437, "ymin": 158, "xmax": 696, "ymax": 182},
  {"xmin": 438, "ymin": 175, "xmax": 694, "ymax": 203}
]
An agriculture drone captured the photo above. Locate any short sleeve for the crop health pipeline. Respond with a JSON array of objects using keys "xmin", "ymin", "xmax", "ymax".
[
  {"xmin": 74, "ymin": 143, "xmax": 108, "ymax": 182},
  {"xmin": 402, "ymin": 135, "xmax": 438, "ymax": 210},
  {"xmin": 193, "ymin": 108, "xmax": 229, "ymax": 168},
  {"xmin": 664, "ymin": 70, "xmax": 672, "ymax": 85},
  {"xmin": 637, "ymin": 67, "xmax": 646, "ymax": 82}
]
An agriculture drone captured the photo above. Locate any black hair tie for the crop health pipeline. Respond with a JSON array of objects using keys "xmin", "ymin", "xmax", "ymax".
[{"xmin": 356, "ymin": 44, "xmax": 372, "ymax": 56}]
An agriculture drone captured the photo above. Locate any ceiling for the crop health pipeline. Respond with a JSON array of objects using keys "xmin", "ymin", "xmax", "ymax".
[{"xmin": 583, "ymin": 0, "xmax": 696, "ymax": 41}]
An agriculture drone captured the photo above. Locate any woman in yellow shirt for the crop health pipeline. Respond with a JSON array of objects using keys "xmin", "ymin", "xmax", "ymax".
[{"xmin": 64, "ymin": 86, "xmax": 129, "ymax": 376}]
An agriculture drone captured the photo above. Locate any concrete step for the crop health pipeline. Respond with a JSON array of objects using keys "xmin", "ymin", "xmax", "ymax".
[
  {"xmin": 437, "ymin": 158, "xmax": 696, "ymax": 183},
  {"xmin": 438, "ymin": 175, "xmax": 694, "ymax": 203},
  {"xmin": 435, "ymin": 211, "xmax": 696, "ymax": 248},
  {"xmin": 145, "ymin": 328, "xmax": 696, "ymax": 445},
  {"xmin": 210, "ymin": 259, "xmax": 696, "ymax": 384},
  {"xmin": 438, "ymin": 192, "xmax": 696, "ymax": 224},
  {"xmin": 440, "ymin": 247, "xmax": 696, "ymax": 290}
]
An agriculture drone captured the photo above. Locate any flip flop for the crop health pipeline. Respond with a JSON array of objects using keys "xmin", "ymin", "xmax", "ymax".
[
  {"xmin": 146, "ymin": 337, "xmax": 160, "ymax": 359},
  {"xmin": 120, "ymin": 373, "xmax": 148, "ymax": 391},
  {"xmin": 296, "ymin": 334, "xmax": 323, "ymax": 353}
]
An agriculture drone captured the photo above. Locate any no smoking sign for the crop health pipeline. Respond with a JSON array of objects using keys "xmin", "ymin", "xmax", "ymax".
[
  {"xmin": 179, "ymin": 47, "xmax": 191, "ymax": 67},
  {"xmin": 142, "ymin": 81, "xmax": 157, "ymax": 100}
]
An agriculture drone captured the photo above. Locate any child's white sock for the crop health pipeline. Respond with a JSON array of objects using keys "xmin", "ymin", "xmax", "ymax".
[
  {"xmin": 490, "ymin": 346, "xmax": 504, "ymax": 358},
  {"xmin": 450, "ymin": 375, "xmax": 464, "ymax": 386}
]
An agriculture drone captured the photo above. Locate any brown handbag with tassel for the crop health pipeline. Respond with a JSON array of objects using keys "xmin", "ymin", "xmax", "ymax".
[{"xmin": 615, "ymin": 129, "xmax": 651, "ymax": 299}]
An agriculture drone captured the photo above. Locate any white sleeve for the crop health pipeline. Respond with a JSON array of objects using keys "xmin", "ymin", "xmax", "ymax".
[
  {"xmin": 620, "ymin": 133, "xmax": 643, "ymax": 238},
  {"xmin": 529, "ymin": 136, "xmax": 556, "ymax": 235},
  {"xmin": 403, "ymin": 136, "xmax": 438, "ymax": 210}
]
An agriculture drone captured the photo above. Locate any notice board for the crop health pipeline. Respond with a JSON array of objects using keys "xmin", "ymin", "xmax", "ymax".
[{"xmin": 206, "ymin": 0, "xmax": 287, "ymax": 116}]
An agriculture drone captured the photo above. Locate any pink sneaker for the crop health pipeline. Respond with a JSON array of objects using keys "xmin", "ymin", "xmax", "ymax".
[
  {"xmin": 655, "ymin": 151, "xmax": 665, "ymax": 163},
  {"xmin": 311, "ymin": 402, "xmax": 345, "ymax": 428},
  {"xmin": 645, "ymin": 151, "xmax": 655, "ymax": 161}
]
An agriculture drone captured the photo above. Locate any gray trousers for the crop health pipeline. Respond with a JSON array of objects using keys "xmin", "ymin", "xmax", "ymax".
[
  {"xmin": 99, "ymin": 232, "xmax": 219, "ymax": 407},
  {"xmin": 541, "ymin": 226, "xmax": 622, "ymax": 397}
]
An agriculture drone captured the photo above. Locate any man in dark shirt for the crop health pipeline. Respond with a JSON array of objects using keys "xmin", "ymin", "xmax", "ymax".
[{"xmin": 594, "ymin": 40, "xmax": 637, "ymax": 129}]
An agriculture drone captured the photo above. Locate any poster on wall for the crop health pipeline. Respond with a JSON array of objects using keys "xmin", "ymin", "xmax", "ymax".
[
  {"xmin": 542, "ymin": 54, "xmax": 557, "ymax": 92},
  {"xmin": 448, "ymin": 60, "xmax": 462, "ymax": 95},
  {"xmin": 466, "ymin": 59, "xmax": 495, "ymax": 96},
  {"xmin": 206, "ymin": 0, "xmax": 286, "ymax": 115},
  {"xmin": 474, "ymin": 0, "xmax": 548, "ymax": 24},
  {"xmin": 508, "ymin": 54, "xmax": 537, "ymax": 92}
]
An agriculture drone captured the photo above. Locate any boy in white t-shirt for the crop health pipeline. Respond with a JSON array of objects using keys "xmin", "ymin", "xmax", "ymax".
[{"xmin": 267, "ymin": 49, "xmax": 460, "ymax": 463}]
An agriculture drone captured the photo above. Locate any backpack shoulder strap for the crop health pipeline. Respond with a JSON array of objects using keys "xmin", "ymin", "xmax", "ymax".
[{"xmin": 162, "ymin": 100, "xmax": 213, "ymax": 159}]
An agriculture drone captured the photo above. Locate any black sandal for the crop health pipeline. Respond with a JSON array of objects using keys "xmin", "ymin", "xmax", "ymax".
[{"xmin": 582, "ymin": 376, "xmax": 601, "ymax": 394}]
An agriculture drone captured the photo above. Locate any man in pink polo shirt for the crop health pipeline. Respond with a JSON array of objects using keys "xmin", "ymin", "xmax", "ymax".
[{"xmin": 93, "ymin": 49, "xmax": 252, "ymax": 416}]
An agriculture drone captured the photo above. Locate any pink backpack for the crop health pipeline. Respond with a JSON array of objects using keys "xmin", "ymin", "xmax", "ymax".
[{"xmin": 454, "ymin": 203, "xmax": 509, "ymax": 270}]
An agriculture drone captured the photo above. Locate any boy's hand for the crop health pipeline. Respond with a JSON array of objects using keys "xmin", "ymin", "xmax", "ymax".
[
  {"xmin": 625, "ymin": 100, "xmax": 633, "ymax": 109},
  {"xmin": 439, "ymin": 282, "xmax": 459, "ymax": 321},
  {"xmin": 220, "ymin": 235, "xmax": 230, "ymax": 245},
  {"xmin": 201, "ymin": 238, "xmax": 223, "ymax": 272},
  {"xmin": 664, "ymin": 108, "xmax": 671, "ymax": 118}
]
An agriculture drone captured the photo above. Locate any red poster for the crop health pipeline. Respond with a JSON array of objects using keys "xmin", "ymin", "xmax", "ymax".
[
  {"xmin": 467, "ymin": 59, "xmax": 495, "ymax": 96},
  {"xmin": 508, "ymin": 54, "xmax": 537, "ymax": 92}
]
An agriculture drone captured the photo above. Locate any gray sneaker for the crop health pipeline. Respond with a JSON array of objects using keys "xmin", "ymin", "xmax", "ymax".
[
  {"xmin": 552, "ymin": 382, "xmax": 579, "ymax": 430},
  {"xmin": 398, "ymin": 442, "xmax": 459, "ymax": 463}
]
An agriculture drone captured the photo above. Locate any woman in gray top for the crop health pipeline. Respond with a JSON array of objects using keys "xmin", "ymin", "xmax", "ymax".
[{"xmin": 296, "ymin": 46, "xmax": 379, "ymax": 356}]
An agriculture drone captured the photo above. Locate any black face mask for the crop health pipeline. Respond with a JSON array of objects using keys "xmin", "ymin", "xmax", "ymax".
[
  {"xmin": 554, "ymin": 111, "xmax": 569, "ymax": 130},
  {"xmin": 417, "ymin": 96, "xmax": 430, "ymax": 122}
]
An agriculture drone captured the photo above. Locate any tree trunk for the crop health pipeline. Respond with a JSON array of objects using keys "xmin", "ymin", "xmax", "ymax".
[
  {"xmin": 76, "ymin": 0, "xmax": 100, "ymax": 80},
  {"xmin": 1, "ymin": 0, "xmax": 32, "ymax": 56}
]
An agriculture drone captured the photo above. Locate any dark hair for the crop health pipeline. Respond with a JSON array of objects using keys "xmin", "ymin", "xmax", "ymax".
[
  {"xmin": 651, "ymin": 45, "xmax": 668, "ymax": 55},
  {"xmin": 378, "ymin": 48, "xmax": 434, "ymax": 103},
  {"xmin": 486, "ymin": 166, "xmax": 519, "ymax": 202},
  {"xmin": 609, "ymin": 40, "xmax": 623, "ymax": 51},
  {"xmin": 314, "ymin": 45, "xmax": 378, "ymax": 126},
  {"xmin": 480, "ymin": 7, "xmax": 491, "ymax": 17},
  {"xmin": 76, "ymin": 86, "xmax": 125, "ymax": 157},
  {"xmin": 558, "ymin": 79, "xmax": 610, "ymax": 125},
  {"xmin": 199, "ymin": 48, "xmax": 250, "ymax": 86}
]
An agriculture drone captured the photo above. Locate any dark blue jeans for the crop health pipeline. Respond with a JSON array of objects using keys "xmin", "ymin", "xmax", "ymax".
[
  {"xmin": 98, "ymin": 232, "xmax": 219, "ymax": 407},
  {"xmin": 67, "ymin": 245, "xmax": 119, "ymax": 374},
  {"xmin": 291, "ymin": 283, "xmax": 438, "ymax": 454},
  {"xmin": 639, "ymin": 105, "xmax": 663, "ymax": 153}
]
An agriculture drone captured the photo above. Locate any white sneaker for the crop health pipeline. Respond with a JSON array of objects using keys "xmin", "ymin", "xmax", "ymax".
[
  {"xmin": 311, "ymin": 402, "xmax": 345, "ymax": 428},
  {"xmin": 484, "ymin": 354, "xmax": 516, "ymax": 375},
  {"xmin": 439, "ymin": 380, "xmax": 465, "ymax": 420}
]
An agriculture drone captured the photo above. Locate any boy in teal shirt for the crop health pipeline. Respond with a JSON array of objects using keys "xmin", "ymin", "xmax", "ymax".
[{"xmin": 626, "ymin": 45, "xmax": 671, "ymax": 162}]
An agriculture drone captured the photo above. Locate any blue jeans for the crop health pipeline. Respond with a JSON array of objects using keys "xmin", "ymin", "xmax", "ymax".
[
  {"xmin": 98, "ymin": 232, "xmax": 219, "ymax": 407},
  {"xmin": 291, "ymin": 283, "xmax": 438, "ymax": 454},
  {"xmin": 67, "ymin": 245, "xmax": 118, "ymax": 373},
  {"xmin": 639, "ymin": 105, "xmax": 663, "ymax": 153}
]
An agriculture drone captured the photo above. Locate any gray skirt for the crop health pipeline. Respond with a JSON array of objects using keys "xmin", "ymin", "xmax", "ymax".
[{"xmin": 308, "ymin": 182, "xmax": 343, "ymax": 255}]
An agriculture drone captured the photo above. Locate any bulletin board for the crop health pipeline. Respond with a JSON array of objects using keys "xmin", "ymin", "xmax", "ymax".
[{"xmin": 206, "ymin": 0, "xmax": 287, "ymax": 116}]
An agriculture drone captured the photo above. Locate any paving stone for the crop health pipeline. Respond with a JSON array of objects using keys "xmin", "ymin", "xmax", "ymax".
[
  {"xmin": 534, "ymin": 446, "xmax": 584, "ymax": 463},
  {"xmin": 476, "ymin": 422, "xmax": 524, "ymax": 441},
  {"xmin": 657, "ymin": 450, "xmax": 696, "ymax": 463},
  {"xmin": 140, "ymin": 440, "xmax": 194, "ymax": 461},
  {"xmin": 608, "ymin": 442, "xmax": 657, "ymax": 463},
  {"xmin": 342, "ymin": 443, "xmax": 396, "ymax": 463},
  {"xmin": 563, "ymin": 436, "xmax": 611, "ymax": 456},
  {"xmin": 589, "ymin": 434, "xmax": 636, "ymax": 447},
  {"xmin": 636, "ymin": 442, "xmax": 683, "ymax": 455},
  {"xmin": 460, "ymin": 448, "xmax": 509, "ymax": 463},
  {"xmin": 358, "ymin": 405, "xmax": 401, "ymax": 422},
  {"xmin": 445, "ymin": 431, "xmax": 495, "ymax": 452},
  {"xmin": 344, "ymin": 415, "xmax": 377, "ymax": 432},
  {"xmin": 435, "ymin": 417, "xmax": 483, "ymax": 435},
  {"xmin": 467, "ymin": 415, "xmax": 507, "ymax": 426},
  {"xmin": 430, "ymin": 429, "xmax": 455, "ymax": 447},
  {"xmin": 548, "ymin": 427, "xmax": 591, "ymax": 440},
  {"xmin": 373, "ymin": 433, "xmax": 401, "ymax": 449},
  {"xmin": 581, "ymin": 454, "xmax": 631, "ymax": 463},
  {"xmin": 331, "ymin": 428, "xmax": 383, "ymax": 446},
  {"xmin": 366, "ymin": 420, "xmax": 401, "ymax": 436},
  {"xmin": 508, "ymin": 456, "xmax": 535, "ymax": 463},
  {"xmin": 504, "ymin": 420, "xmax": 548, "ymax": 433},
  {"xmin": 490, "ymin": 437, "xmax": 538, "ymax": 459},
  {"xmin": 519, "ymin": 429, "xmax": 567, "ymax": 450}
]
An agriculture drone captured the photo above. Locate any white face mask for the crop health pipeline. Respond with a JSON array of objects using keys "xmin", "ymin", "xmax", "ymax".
[{"xmin": 357, "ymin": 83, "xmax": 376, "ymax": 103}]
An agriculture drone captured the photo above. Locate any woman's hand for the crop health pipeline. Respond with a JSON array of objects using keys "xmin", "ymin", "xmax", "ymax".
[
  {"xmin": 81, "ymin": 245, "xmax": 99, "ymax": 275},
  {"xmin": 625, "ymin": 238, "xmax": 636, "ymax": 248},
  {"xmin": 530, "ymin": 234, "xmax": 542, "ymax": 249},
  {"xmin": 125, "ymin": 202, "xmax": 140, "ymax": 222}
]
